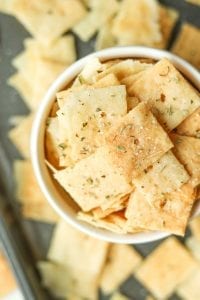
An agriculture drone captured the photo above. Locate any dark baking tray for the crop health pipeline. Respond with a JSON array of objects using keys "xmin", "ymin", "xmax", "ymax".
[{"xmin": 0, "ymin": 1, "xmax": 199, "ymax": 299}]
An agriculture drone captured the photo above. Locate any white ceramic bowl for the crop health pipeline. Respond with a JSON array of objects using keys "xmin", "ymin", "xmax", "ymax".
[{"xmin": 31, "ymin": 46, "xmax": 200, "ymax": 244}]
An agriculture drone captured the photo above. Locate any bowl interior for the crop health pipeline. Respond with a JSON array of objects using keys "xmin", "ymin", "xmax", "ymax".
[{"xmin": 31, "ymin": 46, "xmax": 200, "ymax": 244}]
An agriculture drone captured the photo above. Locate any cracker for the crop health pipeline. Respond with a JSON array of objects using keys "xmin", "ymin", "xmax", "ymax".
[
  {"xmin": 135, "ymin": 237, "xmax": 198, "ymax": 299},
  {"xmin": 14, "ymin": 160, "xmax": 59, "ymax": 223},
  {"xmin": 127, "ymin": 96, "xmax": 140, "ymax": 111},
  {"xmin": 32, "ymin": 58, "xmax": 66, "ymax": 110},
  {"xmin": 12, "ymin": 49, "xmax": 38, "ymax": 81},
  {"xmin": 12, "ymin": 0, "xmax": 86, "ymax": 44},
  {"xmin": 97, "ymin": 59, "xmax": 151, "ymax": 82},
  {"xmin": 129, "ymin": 58, "xmax": 200, "ymax": 130},
  {"xmin": 73, "ymin": 0, "xmax": 119, "ymax": 41},
  {"xmin": 45, "ymin": 117, "xmax": 73, "ymax": 168},
  {"xmin": 132, "ymin": 150, "xmax": 189, "ymax": 202},
  {"xmin": 0, "ymin": 251, "xmax": 16, "ymax": 297},
  {"xmin": 0, "ymin": 0, "xmax": 14, "ymax": 14},
  {"xmin": 186, "ymin": 0, "xmax": 200, "ymax": 5},
  {"xmin": 95, "ymin": 21, "xmax": 116, "ymax": 51},
  {"xmin": 176, "ymin": 107, "xmax": 200, "ymax": 138},
  {"xmin": 190, "ymin": 216, "xmax": 200, "ymax": 241},
  {"xmin": 38, "ymin": 261, "xmax": 75, "ymax": 299},
  {"xmin": 54, "ymin": 147, "xmax": 132, "ymax": 212},
  {"xmin": 57, "ymin": 85, "xmax": 127, "ymax": 162},
  {"xmin": 120, "ymin": 64, "xmax": 152, "ymax": 94},
  {"xmin": 171, "ymin": 133, "xmax": 200, "ymax": 187},
  {"xmin": 177, "ymin": 268, "xmax": 200, "ymax": 300},
  {"xmin": 112, "ymin": 0, "xmax": 162, "ymax": 46},
  {"xmin": 78, "ymin": 210, "xmax": 128, "ymax": 234},
  {"xmin": 92, "ymin": 195, "xmax": 128, "ymax": 219},
  {"xmin": 186, "ymin": 237, "xmax": 200, "ymax": 262},
  {"xmin": 110, "ymin": 292, "xmax": 130, "ymax": 300},
  {"xmin": 100, "ymin": 244, "xmax": 142, "ymax": 294},
  {"xmin": 172, "ymin": 23, "xmax": 200, "ymax": 70},
  {"xmin": 8, "ymin": 113, "xmax": 34, "ymax": 158},
  {"xmin": 92, "ymin": 73, "xmax": 120, "ymax": 88},
  {"xmin": 125, "ymin": 183, "xmax": 195, "ymax": 235},
  {"xmin": 71, "ymin": 57, "xmax": 105, "ymax": 88},
  {"xmin": 13, "ymin": 52, "xmax": 71, "ymax": 114},
  {"xmin": 47, "ymin": 220, "xmax": 109, "ymax": 299},
  {"xmin": 8, "ymin": 72, "xmax": 34, "ymax": 109},
  {"xmin": 24, "ymin": 35, "xmax": 76, "ymax": 64},
  {"xmin": 105, "ymin": 102, "xmax": 173, "ymax": 179},
  {"xmin": 156, "ymin": 5, "xmax": 179, "ymax": 49}
]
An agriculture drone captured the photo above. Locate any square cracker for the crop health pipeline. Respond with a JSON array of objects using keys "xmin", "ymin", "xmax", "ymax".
[
  {"xmin": 45, "ymin": 117, "xmax": 73, "ymax": 168},
  {"xmin": 31, "ymin": 58, "xmax": 66, "ymax": 110},
  {"xmin": 111, "ymin": 0, "xmax": 162, "ymax": 46},
  {"xmin": 95, "ymin": 21, "xmax": 116, "ymax": 51},
  {"xmin": 57, "ymin": 85, "xmax": 127, "ymax": 162},
  {"xmin": 132, "ymin": 150, "xmax": 189, "ymax": 202},
  {"xmin": 125, "ymin": 183, "xmax": 195, "ymax": 236},
  {"xmin": 8, "ymin": 113, "xmax": 34, "ymax": 158},
  {"xmin": 190, "ymin": 216, "xmax": 200, "ymax": 241},
  {"xmin": 0, "ymin": 252, "xmax": 16, "ymax": 297},
  {"xmin": 177, "ymin": 268, "xmax": 200, "ymax": 300},
  {"xmin": 78, "ymin": 211, "xmax": 128, "ymax": 234},
  {"xmin": 73, "ymin": 0, "xmax": 119, "ymax": 41},
  {"xmin": 100, "ymin": 244, "xmax": 142, "ymax": 294},
  {"xmin": 14, "ymin": 160, "xmax": 59, "ymax": 223},
  {"xmin": 8, "ymin": 73, "xmax": 34, "ymax": 110},
  {"xmin": 110, "ymin": 292, "xmax": 130, "ymax": 300},
  {"xmin": 135, "ymin": 237, "xmax": 198, "ymax": 299},
  {"xmin": 12, "ymin": 0, "xmax": 86, "ymax": 44},
  {"xmin": 186, "ymin": 237, "xmax": 200, "ymax": 262},
  {"xmin": 54, "ymin": 147, "xmax": 132, "ymax": 212},
  {"xmin": 47, "ymin": 220, "xmax": 109, "ymax": 299},
  {"xmin": 129, "ymin": 58, "xmax": 200, "ymax": 131},
  {"xmin": 176, "ymin": 107, "xmax": 200, "ymax": 138},
  {"xmin": 24, "ymin": 35, "xmax": 76, "ymax": 65},
  {"xmin": 105, "ymin": 102, "xmax": 173, "ymax": 179},
  {"xmin": 38, "ymin": 261, "xmax": 75, "ymax": 299},
  {"xmin": 97, "ymin": 59, "xmax": 151, "ymax": 82},
  {"xmin": 0, "ymin": 0, "xmax": 14, "ymax": 14},
  {"xmin": 156, "ymin": 5, "xmax": 179, "ymax": 49},
  {"xmin": 92, "ymin": 73, "xmax": 120, "ymax": 88},
  {"xmin": 92, "ymin": 195, "xmax": 128, "ymax": 219},
  {"xmin": 170, "ymin": 133, "xmax": 200, "ymax": 187},
  {"xmin": 186, "ymin": 0, "xmax": 200, "ymax": 5},
  {"xmin": 172, "ymin": 23, "xmax": 200, "ymax": 70}
]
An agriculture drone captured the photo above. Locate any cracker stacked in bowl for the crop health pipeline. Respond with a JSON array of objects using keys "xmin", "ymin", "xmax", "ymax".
[{"xmin": 45, "ymin": 57, "xmax": 200, "ymax": 236}]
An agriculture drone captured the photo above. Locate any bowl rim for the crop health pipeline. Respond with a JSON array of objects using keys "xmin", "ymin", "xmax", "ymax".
[{"xmin": 31, "ymin": 46, "xmax": 200, "ymax": 244}]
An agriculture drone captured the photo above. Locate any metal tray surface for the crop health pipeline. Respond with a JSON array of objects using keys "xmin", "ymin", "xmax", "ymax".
[{"xmin": 0, "ymin": 1, "xmax": 200, "ymax": 299}]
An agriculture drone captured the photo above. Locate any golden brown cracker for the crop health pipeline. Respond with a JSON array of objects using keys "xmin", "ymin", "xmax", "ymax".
[
  {"xmin": 100, "ymin": 244, "xmax": 142, "ymax": 294},
  {"xmin": 176, "ymin": 107, "xmax": 200, "ymax": 138},
  {"xmin": 129, "ymin": 58, "xmax": 200, "ymax": 130},
  {"xmin": 171, "ymin": 133, "xmax": 200, "ymax": 187},
  {"xmin": 14, "ymin": 160, "xmax": 59, "ymax": 223},
  {"xmin": 125, "ymin": 183, "xmax": 195, "ymax": 236},
  {"xmin": 112, "ymin": 0, "xmax": 162, "ymax": 46},
  {"xmin": 0, "ymin": 252, "xmax": 16, "ymax": 297},
  {"xmin": 8, "ymin": 113, "xmax": 34, "ymax": 158},
  {"xmin": 106, "ymin": 102, "xmax": 173, "ymax": 179},
  {"xmin": 172, "ymin": 23, "xmax": 200, "ymax": 69},
  {"xmin": 12, "ymin": 0, "xmax": 86, "ymax": 44},
  {"xmin": 136, "ymin": 237, "xmax": 198, "ymax": 299}
]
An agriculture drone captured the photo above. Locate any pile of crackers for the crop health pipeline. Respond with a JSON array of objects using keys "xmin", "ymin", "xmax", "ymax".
[
  {"xmin": 37, "ymin": 220, "xmax": 200, "ymax": 299},
  {"xmin": 45, "ymin": 56, "xmax": 200, "ymax": 237},
  {"xmin": 0, "ymin": 0, "xmax": 200, "ymax": 299}
]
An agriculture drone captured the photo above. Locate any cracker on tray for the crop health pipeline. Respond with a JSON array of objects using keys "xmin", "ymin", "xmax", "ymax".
[
  {"xmin": 172, "ymin": 23, "xmax": 200, "ymax": 69},
  {"xmin": 135, "ymin": 237, "xmax": 198, "ymax": 299}
]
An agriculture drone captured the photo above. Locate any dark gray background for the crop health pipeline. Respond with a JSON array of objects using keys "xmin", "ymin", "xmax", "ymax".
[{"xmin": 0, "ymin": 1, "xmax": 200, "ymax": 299}]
